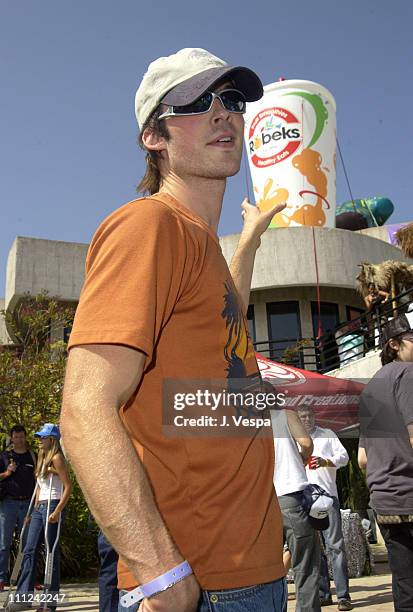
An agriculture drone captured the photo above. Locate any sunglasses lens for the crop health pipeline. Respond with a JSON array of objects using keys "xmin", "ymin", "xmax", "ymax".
[
  {"xmin": 172, "ymin": 92, "xmax": 213, "ymax": 115},
  {"xmin": 220, "ymin": 90, "xmax": 246, "ymax": 113},
  {"xmin": 165, "ymin": 89, "xmax": 246, "ymax": 118}
]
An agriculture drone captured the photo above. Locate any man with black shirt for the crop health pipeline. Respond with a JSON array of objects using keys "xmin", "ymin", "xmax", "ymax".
[
  {"xmin": 358, "ymin": 313, "xmax": 413, "ymax": 611},
  {"xmin": 0, "ymin": 425, "xmax": 36, "ymax": 590}
]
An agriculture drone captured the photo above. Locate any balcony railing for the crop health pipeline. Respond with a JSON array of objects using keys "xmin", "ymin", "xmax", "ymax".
[{"xmin": 253, "ymin": 287, "xmax": 413, "ymax": 373}]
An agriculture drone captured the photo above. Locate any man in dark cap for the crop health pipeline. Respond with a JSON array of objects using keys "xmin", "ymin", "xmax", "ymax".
[
  {"xmin": 358, "ymin": 312, "xmax": 413, "ymax": 611},
  {"xmin": 61, "ymin": 48, "xmax": 286, "ymax": 611}
]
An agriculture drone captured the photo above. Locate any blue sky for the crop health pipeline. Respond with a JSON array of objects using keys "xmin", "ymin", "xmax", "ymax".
[{"xmin": 1, "ymin": 0, "xmax": 412, "ymax": 295}]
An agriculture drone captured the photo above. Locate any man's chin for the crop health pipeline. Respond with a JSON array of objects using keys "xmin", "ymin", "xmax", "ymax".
[
  {"xmin": 192, "ymin": 159, "xmax": 242, "ymax": 180},
  {"xmin": 226, "ymin": 165, "xmax": 241, "ymax": 178},
  {"xmin": 219, "ymin": 159, "xmax": 242, "ymax": 178}
]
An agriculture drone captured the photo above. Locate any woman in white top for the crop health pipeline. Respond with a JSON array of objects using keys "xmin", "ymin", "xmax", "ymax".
[{"xmin": 9, "ymin": 423, "xmax": 71, "ymax": 612}]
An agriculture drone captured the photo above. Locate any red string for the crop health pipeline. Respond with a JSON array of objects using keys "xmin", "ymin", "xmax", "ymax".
[{"xmin": 312, "ymin": 227, "xmax": 323, "ymax": 339}]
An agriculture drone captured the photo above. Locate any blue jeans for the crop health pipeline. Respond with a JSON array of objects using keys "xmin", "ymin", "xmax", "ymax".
[
  {"xmin": 118, "ymin": 578, "xmax": 287, "ymax": 611},
  {"xmin": 16, "ymin": 500, "xmax": 62, "ymax": 604},
  {"xmin": 98, "ymin": 531, "xmax": 119, "ymax": 612},
  {"xmin": 319, "ymin": 496, "xmax": 350, "ymax": 601},
  {"xmin": 0, "ymin": 498, "xmax": 30, "ymax": 582}
]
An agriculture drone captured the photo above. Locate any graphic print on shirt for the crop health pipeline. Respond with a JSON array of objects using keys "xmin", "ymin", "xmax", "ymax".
[{"xmin": 221, "ymin": 281, "xmax": 255, "ymax": 380}]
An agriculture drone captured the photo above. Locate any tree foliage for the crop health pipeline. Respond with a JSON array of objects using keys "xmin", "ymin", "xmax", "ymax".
[
  {"xmin": 0, "ymin": 292, "xmax": 74, "ymax": 444},
  {"xmin": 0, "ymin": 293, "xmax": 99, "ymax": 577}
]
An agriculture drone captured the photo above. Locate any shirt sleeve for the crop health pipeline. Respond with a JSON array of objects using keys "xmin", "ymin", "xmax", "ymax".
[
  {"xmin": 395, "ymin": 365, "xmax": 413, "ymax": 427},
  {"xmin": 326, "ymin": 430, "xmax": 349, "ymax": 468},
  {"xmin": 68, "ymin": 199, "xmax": 188, "ymax": 366}
]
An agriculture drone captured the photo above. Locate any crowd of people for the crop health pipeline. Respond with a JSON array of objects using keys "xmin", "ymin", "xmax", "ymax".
[
  {"xmin": 0, "ymin": 414, "xmax": 354, "ymax": 612},
  {"xmin": 0, "ymin": 424, "xmax": 71, "ymax": 612},
  {"xmin": 1, "ymin": 46, "xmax": 412, "ymax": 612}
]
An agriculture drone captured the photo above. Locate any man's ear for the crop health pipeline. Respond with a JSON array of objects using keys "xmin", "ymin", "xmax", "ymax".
[
  {"xmin": 142, "ymin": 128, "xmax": 167, "ymax": 154},
  {"xmin": 388, "ymin": 338, "xmax": 399, "ymax": 351}
]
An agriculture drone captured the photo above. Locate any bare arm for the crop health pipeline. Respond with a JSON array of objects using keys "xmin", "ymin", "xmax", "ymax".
[
  {"xmin": 358, "ymin": 445, "xmax": 367, "ymax": 470},
  {"xmin": 60, "ymin": 344, "xmax": 199, "ymax": 611},
  {"xmin": 0, "ymin": 455, "xmax": 16, "ymax": 480},
  {"xmin": 230, "ymin": 199, "xmax": 286, "ymax": 314},
  {"xmin": 286, "ymin": 409, "xmax": 313, "ymax": 463},
  {"xmin": 408, "ymin": 423, "xmax": 413, "ymax": 449},
  {"xmin": 378, "ymin": 290, "xmax": 390, "ymax": 302},
  {"xmin": 48, "ymin": 453, "xmax": 72, "ymax": 520}
]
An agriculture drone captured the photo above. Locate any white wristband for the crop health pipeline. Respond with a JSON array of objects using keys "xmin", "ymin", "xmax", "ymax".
[{"xmin": 120, "ymin": 560, "xmax": 193, "ymax": 608}]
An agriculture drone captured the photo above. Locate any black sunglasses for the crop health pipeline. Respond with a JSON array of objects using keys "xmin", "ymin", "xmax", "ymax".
[{"xmin": 158, "ymin": 89, "xmax": 247, "ymax": 120}]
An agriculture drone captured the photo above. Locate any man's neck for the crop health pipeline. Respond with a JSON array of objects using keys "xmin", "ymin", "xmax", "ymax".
[
  {"xmin": 160, "ymin": 173, "xmax": 225, "ymax": 233},
  {"xmin": 12, "ymin": 446, "xmax": 27, "ymax": 454}
]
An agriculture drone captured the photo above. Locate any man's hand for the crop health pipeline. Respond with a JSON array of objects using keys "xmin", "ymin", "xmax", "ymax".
[
  {"xmin": 310, "ymin": 456, "xmax": 334, "ymax": 468},
  {"xmin": 141, "ymin": 574, "xmax": 200, "ymax": 611},
  {"xmin": 240, "ymin": 198, "xmax": 287, "ymax": 248},
  {"xmin": 230, "ymin": 198, "xmax": 287, "ymax": 313},
  {"xmin": 7, "ymin": 460, "xmax": 17, "ymax": 473}
]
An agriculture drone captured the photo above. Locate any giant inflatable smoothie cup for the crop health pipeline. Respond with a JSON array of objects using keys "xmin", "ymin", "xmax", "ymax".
[{"xmin": 244, "ymin": 79, "xmax": 337, "ymax": 228}]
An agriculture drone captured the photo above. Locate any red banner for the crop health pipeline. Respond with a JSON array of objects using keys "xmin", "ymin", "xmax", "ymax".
[{"xmin": 256, "ymin": 353, "xmax": 363, "ymax": 433}]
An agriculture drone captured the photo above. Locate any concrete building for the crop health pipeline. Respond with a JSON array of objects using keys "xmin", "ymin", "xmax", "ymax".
[
  {"xmin": 2, "ymin": 222, "xmax": 413, "ymax": 378},
  {"xmin": 0, "ymin": 298, "xmax": 12, "ymax": 346}
]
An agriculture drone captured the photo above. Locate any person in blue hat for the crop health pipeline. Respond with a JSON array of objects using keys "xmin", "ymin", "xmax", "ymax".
[{"xmin": 7, "ymin": 424, "xmax": 72, "ymax": 612}]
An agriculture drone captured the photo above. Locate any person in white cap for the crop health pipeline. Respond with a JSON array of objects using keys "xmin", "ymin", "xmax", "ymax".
[
  {"xmin": 61, "ymin": 48, "xmax": 287, "ymax": 612},
  {"xmin": 358, "ymin": 312, "xmax": 413, "ymax": 611}
]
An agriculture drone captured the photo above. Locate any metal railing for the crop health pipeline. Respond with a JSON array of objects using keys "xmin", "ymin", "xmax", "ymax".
[{"xmin": 253, "ymin": 287, "xmax": 413, "ymax": 373}]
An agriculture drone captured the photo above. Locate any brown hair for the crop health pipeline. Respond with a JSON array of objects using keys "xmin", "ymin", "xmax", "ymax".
[
  {"xmin": 380, "ymin": 332, "xmax": 412, "ymax": 365},
  {"xmin": 380, "ymin": 341, "xmax": 399, "ymax": 365},
  {"xmin": 136, "ymin": 107, "xmax": 170, "ymax": 195},
  {"xmin": 297, "ymin": 405, "xmax": 314, "ymax": 414}
]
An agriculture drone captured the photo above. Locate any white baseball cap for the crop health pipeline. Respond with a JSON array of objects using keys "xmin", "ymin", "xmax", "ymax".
[
  {"xmin": 135, "ymin": 47, "xmax": 263, "ymax": 130},
  {"xmin": 309, "ymin": 494, "xmax": 334, "ymax": 519},
  {"xmin": 302, "ymin": 483, "xmax": 334, "ymax": 530}
]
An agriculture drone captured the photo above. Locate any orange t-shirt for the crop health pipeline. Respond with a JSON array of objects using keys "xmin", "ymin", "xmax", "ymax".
[{"xmin": 68, "ymin": 192, "xmax": 284, "ymax": 590}]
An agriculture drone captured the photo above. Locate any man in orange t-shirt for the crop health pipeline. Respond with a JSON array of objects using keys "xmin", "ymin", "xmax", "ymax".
[{"xmin": 61, "ymin": 48, "xmax": 286, "ymax": 611}]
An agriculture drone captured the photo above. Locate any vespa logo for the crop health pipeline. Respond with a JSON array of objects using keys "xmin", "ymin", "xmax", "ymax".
[{"xmin": 248, "ymin": 107, "xmax": 301, "ymax": 168}]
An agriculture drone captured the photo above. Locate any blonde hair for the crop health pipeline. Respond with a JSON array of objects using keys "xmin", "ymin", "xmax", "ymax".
[{"xmin": 36, "ymin": 438, "xmax": 64, "ymax": 479}]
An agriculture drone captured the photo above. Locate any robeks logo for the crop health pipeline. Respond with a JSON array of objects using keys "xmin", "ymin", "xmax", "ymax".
[{"xmin": 248, "ymin": 107, "xmax": 301, "ymax": 167}]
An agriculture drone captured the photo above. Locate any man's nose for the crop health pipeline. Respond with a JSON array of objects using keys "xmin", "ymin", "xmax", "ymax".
[{"xmin": 210, "ymin": 97, "xmax": 230, "ymax": 121}]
